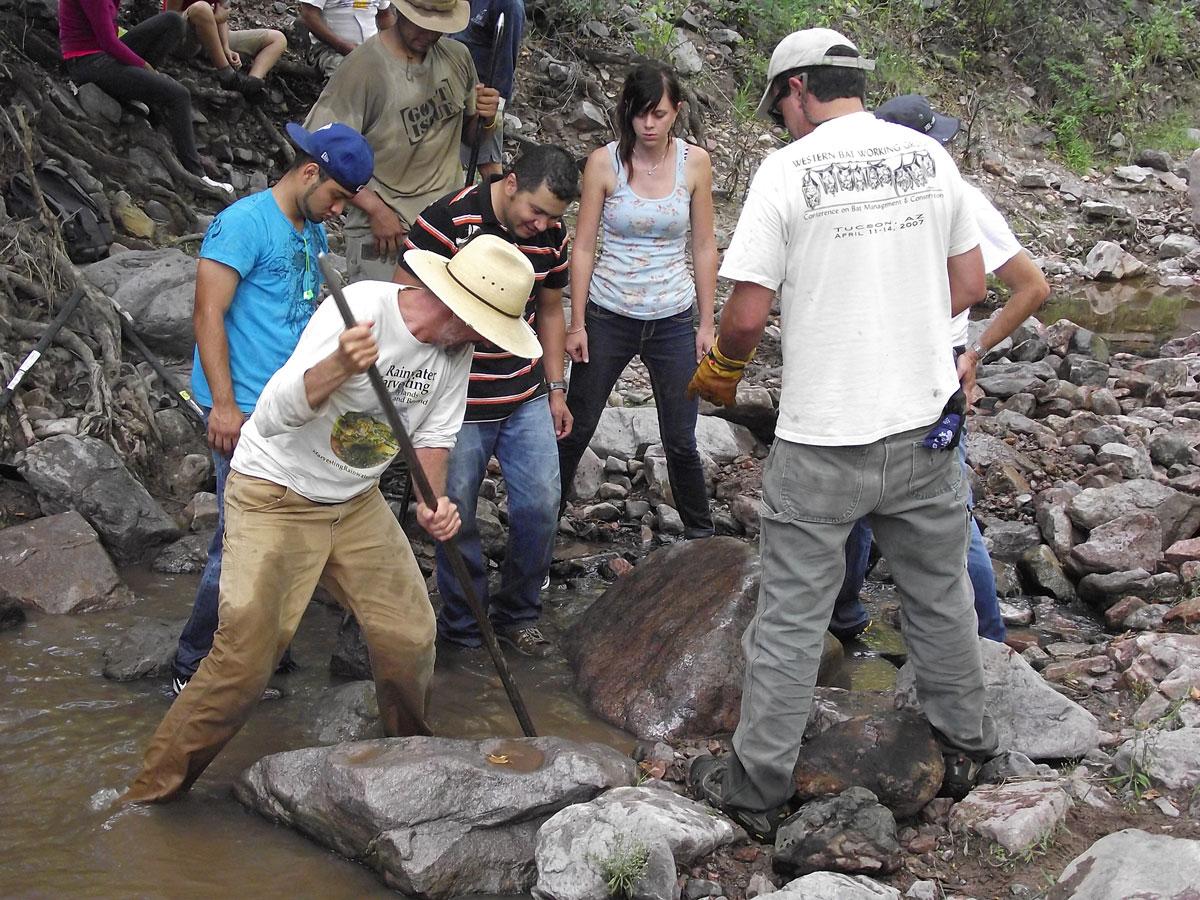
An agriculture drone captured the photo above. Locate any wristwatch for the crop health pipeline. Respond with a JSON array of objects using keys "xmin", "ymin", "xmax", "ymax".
[{"xmin": 547, "ymin": 380, "xmax": 567, "ymax": 392}]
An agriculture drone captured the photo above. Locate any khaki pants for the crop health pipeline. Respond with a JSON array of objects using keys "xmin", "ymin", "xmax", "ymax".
[{"xmin": 124, "ymin": 472, "xmax": 436, "ymax": 803}]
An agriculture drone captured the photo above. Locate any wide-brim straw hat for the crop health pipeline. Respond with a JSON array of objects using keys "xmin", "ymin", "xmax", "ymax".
[
  {"xmin": 393, "ymin": 0, "xmax": 469, "ymax": 33},
  {"xmin": 405, "ymin": 234, "xmax": 542, "ymax": 359}
]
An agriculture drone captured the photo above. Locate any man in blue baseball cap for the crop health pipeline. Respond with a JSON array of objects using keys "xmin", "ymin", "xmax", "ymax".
[{"xmin": 169, "ymin": 121, "xmax": 374, "ymax": 699}]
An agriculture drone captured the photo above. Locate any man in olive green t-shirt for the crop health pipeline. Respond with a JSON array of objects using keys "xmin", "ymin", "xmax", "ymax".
[{"xmin": 305, "ymin": 0, "xmax": 500, "ymax": 281}]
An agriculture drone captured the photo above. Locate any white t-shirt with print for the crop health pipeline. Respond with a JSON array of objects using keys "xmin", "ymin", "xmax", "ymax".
[
  {"xmin": 232, "ymin": 280, "xmax": 471, "ymax": 504},
  {"xmin": 948, "ymin": 183, "xmax": 1023, "ymax": 347},
  {"xmin": 719, "ymin": 111, "xmax": 981, "ymax": 446},
  {"xmin": 301, "ymin": 0, "xmax": 391, "ymax": 47}
]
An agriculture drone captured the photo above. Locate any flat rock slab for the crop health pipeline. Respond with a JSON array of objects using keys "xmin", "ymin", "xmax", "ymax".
[
  {"xmin": 896, "ymin": 639, "xmax": 1099, "ymax": 760},
  {"xmin": 101, "ymin": 616, "xmax": 184, "ymax": 680},
  {"xmin": 534, "ymin": 784, "xmax": 736, "ymax": 900},
  {"xmin": 564, "ymin": 537, "xmax": 844, "ymax": 742},
  {"xmin": 1049, "ymin": 828, "xmax": 1200, "ymax": 899},
  {"xmin": 792, "ymin": 711, "xmax": 943, "ymax": 819},
  {"xmin": 760, "ymin": 873, "xmax": 902, "ymax": 899},
  {"xmin": 19, "ymin": 435, "xmax": 180, "ymax": 564},
  {"xmin": 1112, "ymin": 726, "xmax": 1200, "ymax": 791},
  {"xmin": 1066, "ymin": 479, "xmax": 1200, "ymax": 548},
  {"xmin": 589, "ymin": 407, "xmax": 761, "ymax": 465},
  {"xmin": 949, "ymin": 780, "xmax": 1071, "ymax": 854},
  {"xmin": 235, "ymin": 736, "xmax": 634, "ymax": 899},
  {"xmin": 0, "ymin": 510, "xmax": 133, "ymax": 613}
]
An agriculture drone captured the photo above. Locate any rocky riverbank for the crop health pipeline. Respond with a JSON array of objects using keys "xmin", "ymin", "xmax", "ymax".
[{"xmin": 3, "ymin": 0, "xmax": 1200, "ymax": 896}]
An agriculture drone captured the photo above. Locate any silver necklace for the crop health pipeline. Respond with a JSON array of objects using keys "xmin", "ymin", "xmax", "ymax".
[{"xmin": 637, "ymin": 139, "xmax": 672, "ymax": 176}]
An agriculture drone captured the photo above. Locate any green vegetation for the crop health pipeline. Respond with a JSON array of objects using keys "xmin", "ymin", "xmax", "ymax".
[{"xmin": 597, "ymin": 836, "xmax": 650, "ymax": 899}]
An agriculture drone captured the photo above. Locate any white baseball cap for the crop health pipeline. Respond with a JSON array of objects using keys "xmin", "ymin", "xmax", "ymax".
[{"xmin": 756, "ymin": 28, "xmax": 876, "ymax": 119}]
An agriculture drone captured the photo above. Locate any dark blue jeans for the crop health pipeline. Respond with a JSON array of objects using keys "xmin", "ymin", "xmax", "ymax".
[
  {"xmin": 557, "ymin": 301, "xmax": 713, "ymax": 536},
  {"xmin": 174, "ymin": 440, "xmax": 230, "ymax": 679},
  {"xmin": 832, "ymin": 443, "xmax": 1007, "ymax": 643},
  {"xmin": 437, "ymin": 397, "xmax": 561, "ymax": 646},
  {"xmin": 174, "ymin": 418, "xmax": 293, "ymax": 678}
]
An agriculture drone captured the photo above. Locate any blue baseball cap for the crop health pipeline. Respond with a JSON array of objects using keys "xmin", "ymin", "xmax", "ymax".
[
  {"xmin": 285, "ymin": 122, "xmax": 374, "ymax": 193},
  {"xmin": 875, "ymin": 94, "xmax": 961, "ymax": 145}
]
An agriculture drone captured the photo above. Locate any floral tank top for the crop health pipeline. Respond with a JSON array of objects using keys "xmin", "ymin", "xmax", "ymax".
[{"xmin": 588, "ymin": 140, "xmax": 696, "ymax": 320}]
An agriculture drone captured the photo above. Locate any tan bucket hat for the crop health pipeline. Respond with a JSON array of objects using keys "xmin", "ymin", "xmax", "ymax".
[
  {"xmin": 393, "ymin": 0, "xmax": 469, "ymax": 33},
  {"xmin": 405, "ymin": 234, "xmax": 542, "ymax": 359}
]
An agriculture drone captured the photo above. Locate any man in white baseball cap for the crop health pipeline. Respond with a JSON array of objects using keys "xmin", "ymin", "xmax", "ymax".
[
  {"xmin": 688, "ymin": 27, "xmax": 998, "ymax": 840},
  {"xmin": 124, "ymin": 235, "xmax": 535, "ymax": 803}
]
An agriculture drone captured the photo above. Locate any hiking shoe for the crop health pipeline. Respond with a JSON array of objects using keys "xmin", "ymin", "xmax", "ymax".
[
  {"xmin": 240, "ymin": 75, "xmax": 266, "ymax": 101},
  {"xmin": 541, "ymin": 574, "xmax": 551, "ymax": 591},
  {"xmin": 275, "ymin": 652, "xmax": 300, "ymax": 675},
  {"xmin": 168, "ymin": 674, "xmax": 281, "ymax": 702},
  {"xmin": 688, "ymin": 754, "xmax": 792, "ymax": 844},
  {"xmin": 939, "ymin": 750, "xmax": 983, "ymax": 801},
  {"xmin": 829, "ymin": 618, "xmax": 872, "ymax": 642},
  {"xmin": 497, "ymin": 625, "xmax": 552, "ymax": 659},
  {"xmin": 216, "ymin": 65, "xmax": 248, "ymax": 91}
]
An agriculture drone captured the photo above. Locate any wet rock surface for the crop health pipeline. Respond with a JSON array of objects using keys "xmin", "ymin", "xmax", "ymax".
[
  {"xmin": 235, "ymin": 736, "xmax": 635, "ymax": 899},
  {"xmin": 0, "ymin": 510, "xmax": 134, "ymax": 614},
  {"xmin": 101, "ymin": 616, "xmax": 183, "ymax": 681},
  {"xmin": 19, "ymin": 436, "xmax": 180, "ymax": 564},
  {"xmin": 774, "ymin": 788, "xmax": 902, "ymax": 877}
]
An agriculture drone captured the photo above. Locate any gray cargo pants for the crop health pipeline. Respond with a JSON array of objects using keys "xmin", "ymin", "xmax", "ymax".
[{"xmin": 724, "ymin": 424, "xmax": 999, "ymax": 811}]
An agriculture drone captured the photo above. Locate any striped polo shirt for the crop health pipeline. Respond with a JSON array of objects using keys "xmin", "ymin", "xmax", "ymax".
[{"xmin": 402, "ymin": 178, "xmax": 570, "ymax": 422}]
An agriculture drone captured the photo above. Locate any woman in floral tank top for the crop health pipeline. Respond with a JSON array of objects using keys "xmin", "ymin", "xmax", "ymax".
[{"xmin": 557, "ymin": 63, "xmax": 718, "ymax": 537}]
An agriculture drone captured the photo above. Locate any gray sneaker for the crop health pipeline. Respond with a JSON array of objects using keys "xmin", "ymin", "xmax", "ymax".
[{"xmin": 497, "ymin": 625, "xmax": 552, "ymax": 659}]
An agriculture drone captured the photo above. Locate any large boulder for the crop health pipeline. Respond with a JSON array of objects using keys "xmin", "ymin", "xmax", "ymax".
[
  {"xmin": 0, "ymin": 510, "xmax": 133, "ymax": 613},
  {"xmin": 19, "ymin": 435, "xmax": 180, "ymax": 563},
  {"xmin": 82, "ymin": 248, "xmax": 197, "ymax": 355},
  {"xmin": 587, "ymin": 407, "xmax": 760, "ymax": 465},
  {"xmin": 1050, "ymin": 829, "xmax": 1200, "ymax": 899},
  {"xmin": 533, "ymin": 784, "xmax": 736, "ymax": 900},
  {"xmin": 896, "ymin": 639, "xmax": 1099, "ymax": 760},
  {"xmin": 235, "ymin": 736, "xmax": 634, "ymax": 898},
  {"xmin": 791, "ymin": 711, "xmax": 943, "ymax": 819},
  {"xmin": 1069, "ymin": 512, "xmax": 1163, "ymax": 574},
  {"xmin": 1112, "ymin": 727, "xmax": 1200, "ymax": 791},
  {"xmin": 1067, "ymin": 480, "xmax": 1200, "ymax": 548},
  {"xmin": 563, "ymin": 538, "xmax": 845, "ymax": 741}
]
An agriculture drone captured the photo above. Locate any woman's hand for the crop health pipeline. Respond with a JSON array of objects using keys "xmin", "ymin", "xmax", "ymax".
[
  {"xmin": 566, "ymin": 326, "xmax": 589, "ymax": 364},
  {"xmin": 695, "ymin": 323, "xmax": 715, "ymax": 363}
]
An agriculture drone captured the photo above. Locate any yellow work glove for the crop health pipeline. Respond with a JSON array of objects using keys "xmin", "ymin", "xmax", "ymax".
[{"xmin": 687, "ymin": 343, "xmax": 755, "ymax": 407}]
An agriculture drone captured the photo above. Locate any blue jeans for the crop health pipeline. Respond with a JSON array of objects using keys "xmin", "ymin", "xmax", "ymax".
[
  {"xmin": 436, "ymin": 396, "xmax": 561, "ymax": 647},
  {"xmin": 556, "ymin": 301, "xmax": 713, "ymax": 536},
  {"xmin": 174, "ymin": 416, "xmax": 294, "ymax": 678},
  {"xmin": 174, "ymin": 439, "xmax": 230, "ymax": 679},
  {"xmin": 832, "ymin": 442, "xmax": 1007, "ymax": 643}
]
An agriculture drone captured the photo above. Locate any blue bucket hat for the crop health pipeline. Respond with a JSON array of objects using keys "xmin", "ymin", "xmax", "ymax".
[{"xmin": 285, "ymin": 122, "xmax": 374, "ymax": 193}]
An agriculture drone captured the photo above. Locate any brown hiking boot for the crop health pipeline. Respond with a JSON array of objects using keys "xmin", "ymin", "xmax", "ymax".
[{"xmin": 497, "ymin": 625, "xmax": 552, "ymax": 659}]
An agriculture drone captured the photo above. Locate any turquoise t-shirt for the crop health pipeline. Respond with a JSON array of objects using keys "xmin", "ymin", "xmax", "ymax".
[{"xmin": 191, "ymin": 190, "xmax": 329, "ymax": 413}]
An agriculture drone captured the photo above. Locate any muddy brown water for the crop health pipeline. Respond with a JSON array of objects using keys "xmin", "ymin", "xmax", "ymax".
[
  {"xmin": 1036, "ymin": 279, "xmax": 1200, "ymax": 350},
  {"xmin": 0, "ymin": 567, "xmax": 635, "ymax": 898}
]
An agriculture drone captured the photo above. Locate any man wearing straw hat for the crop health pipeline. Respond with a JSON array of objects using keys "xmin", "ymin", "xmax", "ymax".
[
  {"xmin": 305, "ymin": 0, "xmax": 501, "ymax": 281},
  {"xmin": 123, "ymin": 234, "xmax": 540, "ymax": 803}
]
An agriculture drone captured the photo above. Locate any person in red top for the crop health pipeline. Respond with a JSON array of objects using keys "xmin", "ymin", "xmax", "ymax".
[
  {"xmin": 163, "ymin": 0, "xmax": 287, "ymax": 99},
  {"xmin": 59, "ymin": 0, "xmax": 231, "ymax": 192}
]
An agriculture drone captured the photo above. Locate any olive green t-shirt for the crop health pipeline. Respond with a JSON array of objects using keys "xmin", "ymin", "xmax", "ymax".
[{"xmin": 305, "ymin": 34, "xmax": 477, "ymax": 235}]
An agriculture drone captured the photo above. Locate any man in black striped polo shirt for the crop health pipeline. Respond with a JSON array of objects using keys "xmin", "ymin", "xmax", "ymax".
[{"xmin": 397, "ymin": 144, "xmax": 577, "ymax": 657}]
